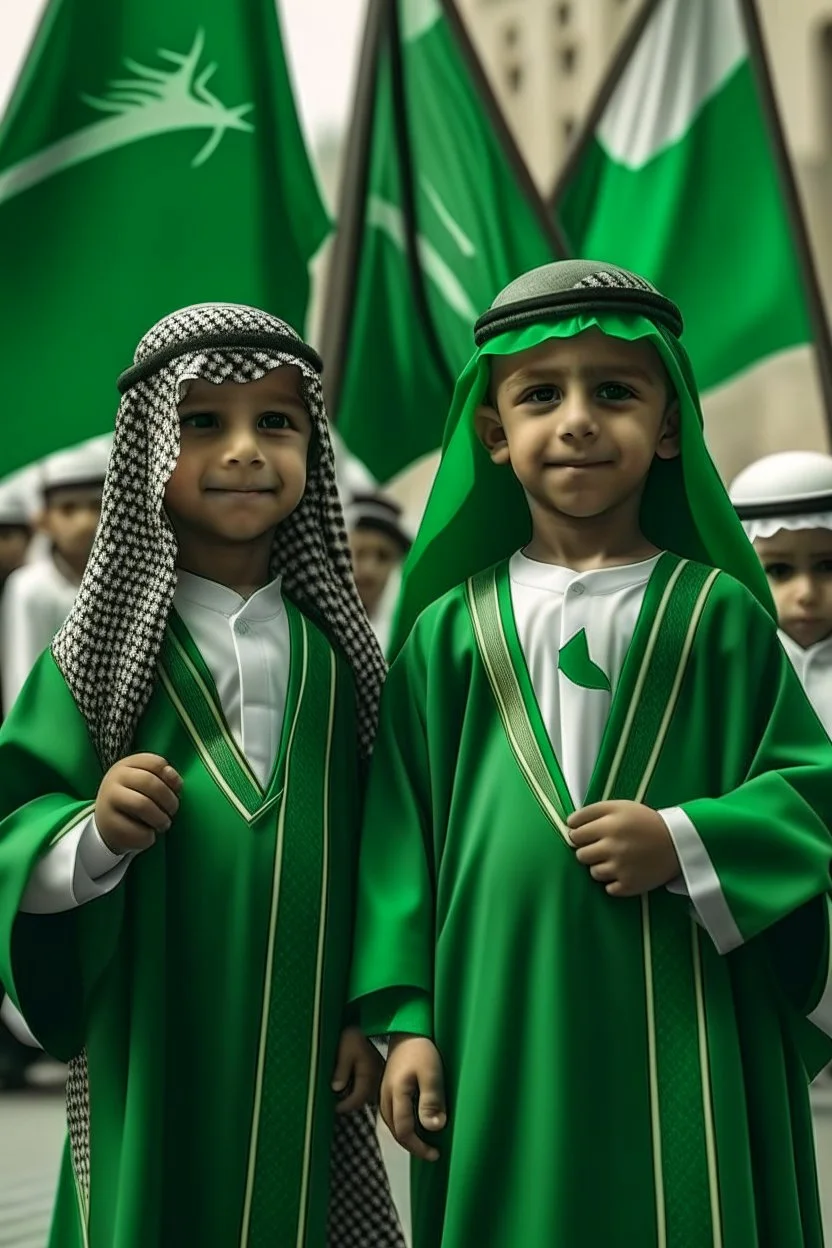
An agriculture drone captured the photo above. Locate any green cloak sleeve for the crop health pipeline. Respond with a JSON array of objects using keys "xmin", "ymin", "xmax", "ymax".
[
  {"xmin": 349, "ymin": 600, "xmax": 442, "ymax": 1038},
  {"xmin": 669, "ymin": 580, "xmax": 832, "ymax": 1054},
  {"xmin": 0, "ymin": 652, "xmax": 122, "ymax": 1060}
]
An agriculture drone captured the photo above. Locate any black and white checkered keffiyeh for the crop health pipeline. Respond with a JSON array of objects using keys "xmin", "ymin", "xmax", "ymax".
[
  {"xmin": 53, "ymin": 301, "xmax": 386, "ymax": 766},
  {"xmin": 54, "ymin": 303, "xmax": 403, "ymax": 1247}
]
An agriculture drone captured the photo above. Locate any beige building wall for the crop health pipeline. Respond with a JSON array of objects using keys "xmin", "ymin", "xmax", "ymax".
[{"xmin": 450, "ymin": 0, "xmax": 832, "ymax": 484}]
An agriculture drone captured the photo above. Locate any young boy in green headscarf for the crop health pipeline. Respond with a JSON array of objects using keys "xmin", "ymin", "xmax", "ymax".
[{"xmin": 349, "ymin": 261, "xmax": 832, "ymax": 1247}]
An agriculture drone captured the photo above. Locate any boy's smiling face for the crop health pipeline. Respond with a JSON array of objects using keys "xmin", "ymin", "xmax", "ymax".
[
  {"xmin": 754, "ymin": 527, "xmax": 832, "ymax": 649},
  {"xmin": 475, "ymin": 329, "xmax": 679, "ymax": 526},
  {"xmin": 165, "ymin": 366, "xmax": 312, "ymax": 558}
]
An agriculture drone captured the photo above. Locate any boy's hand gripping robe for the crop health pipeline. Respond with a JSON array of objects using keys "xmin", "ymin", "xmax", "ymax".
[{"xmin": 351, "ymin": 553, "xmax": 832, "ymax": 1248}]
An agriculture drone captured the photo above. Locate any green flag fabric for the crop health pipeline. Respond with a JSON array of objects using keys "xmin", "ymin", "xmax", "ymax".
[
  {"xmin": 0, "ymin": 0, "xmax": 328, "ymax": 477},
  {"xmin": 553, "ymin": 0, "xmax": 819, "ymax": 395},
  {"xmin": 328, "ymin": 0, "xmax": 563, "ymax": 484}
]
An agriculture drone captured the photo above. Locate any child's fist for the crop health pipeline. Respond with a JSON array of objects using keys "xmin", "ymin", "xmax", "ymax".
[
  {"xmin": 568, "ymin": 799, "xmax": 680, "ymax": 897},
  {"xmin": 331, "ymin": 1026, "xmax": 384, "ymax": 1114},
  {"xmin": 95, "ymin": 753, "xmax": 182, "ymax": 854},
  {"xmin": 381, "ymin": 1035, "xmax": 446, "ymax": 1162}
]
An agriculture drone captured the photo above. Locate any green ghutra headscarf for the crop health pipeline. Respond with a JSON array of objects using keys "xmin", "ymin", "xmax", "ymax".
[{"xmin": 391, "ymin": 260, "xmax": 773, "ymax": 655}]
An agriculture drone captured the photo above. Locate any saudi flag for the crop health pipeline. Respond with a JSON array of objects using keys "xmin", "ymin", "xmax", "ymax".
[
  {"xmin": 322, "ymin": 0, "xmax": 564, "ymax": 485},
  {"xmin": 0, "ymin": 0, "xmax": 329, "ymax": 476},
  {"xmin": 553, "ymin": 0, "xmax": 832, "ymax": 403}
]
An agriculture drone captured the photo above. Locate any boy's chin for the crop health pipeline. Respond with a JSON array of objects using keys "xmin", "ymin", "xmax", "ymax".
[
  {"xmin": 783, "ymin": 620, "xmax": 832, "ymax": 650},
  {"xmin": 532, "ymin": 491, "xmax": 618, "ymax": 521},
  {"xmin": 207, "ymin": 515, "xmax": 287, "ymax": 543},
  {"xmin": 211, "ymin": 501, "xmax": 303, "ymax": 541}
]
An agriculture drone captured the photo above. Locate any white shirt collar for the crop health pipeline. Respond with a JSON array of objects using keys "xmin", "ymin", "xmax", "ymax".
[
  {"xmin": 509, "ymin": 550, "xmax": 661, "ymax": 595},
  {"xmin": 173, "ymin": 569, "xmax": 285, "ymax": 622},
  {"xmin": 779, "ymin": 628, "xmax": 832, "ymax": 668}
]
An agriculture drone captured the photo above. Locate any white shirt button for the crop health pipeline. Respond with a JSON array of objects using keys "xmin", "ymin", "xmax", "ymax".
[
  {"xmin": 570, "ymin": 583, "xmax": 586, "ymax": 596},
  {"xmin": 236, "ymin": 619, "xmax": 250, "ymax": 635}
]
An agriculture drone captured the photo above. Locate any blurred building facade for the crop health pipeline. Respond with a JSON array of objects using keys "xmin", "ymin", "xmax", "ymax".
[{"xmin": 450, "ymin": 0, "xmax": 832, "ymax": 481}]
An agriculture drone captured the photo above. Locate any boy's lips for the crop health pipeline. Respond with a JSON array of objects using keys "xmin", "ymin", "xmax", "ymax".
[
  {"xmin": 546, "ymin": 459, "xmax": 613, "ymax": 469},
  {"xmin": 204, "ymin": 485, "xmax": 276, "ymax": 494}
]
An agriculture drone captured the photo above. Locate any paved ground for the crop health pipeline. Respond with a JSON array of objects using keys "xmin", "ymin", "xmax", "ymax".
[
  {"xmin": 0, "ymin": 1078, "xmax": 65, "ymax": 1248},
  {"xmin": 3, "ymin": 1084, "xmax": 832, "ymax": 1247},
  {"xmin": 814, "ymin": 1085, "xmax": 832, "ymax": 1236}
]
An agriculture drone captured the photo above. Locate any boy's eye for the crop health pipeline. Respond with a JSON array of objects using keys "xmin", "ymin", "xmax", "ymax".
[
  {"xmin": 523, "ymin": 386, "xmax": 559, "ymax": 405},
  {"xmin": 259, "ymin": 412, "xmax": 291, "ymax": 430},
  {"xmin": 596, "ymin": 382, "xmax": 636, "ymax": 402},
  {"xmin": 180, "ymin": 412, "xmax": 217, "ymax": 430},
  {"xmin": 814, "ymin": 559, "xmax": 832, "ymax": 576},
  {"xmin": 763, "ymin": 561, "xmax": 794, "ymax": 582}
]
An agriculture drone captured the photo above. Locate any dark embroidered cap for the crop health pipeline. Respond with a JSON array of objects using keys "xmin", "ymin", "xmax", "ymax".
[
  {"xmin": 474, "ymin": 259, "xmax": 684, "ymax": 347},
  {"xmin": 118, "ymin": 328, "xmax": 322, "ymax": 394}
]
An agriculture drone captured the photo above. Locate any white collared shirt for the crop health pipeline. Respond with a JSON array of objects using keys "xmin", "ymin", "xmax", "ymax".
[
  {"xmin": 779, "ymin": 629, "xmax": 832, "ymax": 738},
  {"xmin": 509, "ymin": 551, "xmax": 659, "ymax": 805},
  {"xmin": 509, "ymin": 550, "xmax": 742, "ymax": 956},
  {"xmin": 174, "ymin": 570, "xmax": 289, "ymax": 789}
]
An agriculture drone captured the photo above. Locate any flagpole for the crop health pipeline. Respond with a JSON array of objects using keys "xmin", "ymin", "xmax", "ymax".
[
  {"xmin": 738, "ymin": 0, "xmax": 832, "ymax": 438},
  {"xmin": 438, "ymin": 0, "xmax": 568, "ymax": 259},
  {"xmin": 318, "ymin": 0, "xmax": 388, "ymax": 420},
  {"xmin": 0, "ymin": 0, "xmax": 63, "ymax": 151},
  {"xmin": 548, "ymin": 0, "xmax": 663, "ymax": 225},
  {"xmin": 386, "ymin": 0, "xmax": 458, "ymax": 393}
]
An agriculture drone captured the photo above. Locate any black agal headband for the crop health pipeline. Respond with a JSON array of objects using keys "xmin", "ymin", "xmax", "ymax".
[
  {"xmin": 734, "ymin": 492, "xmax": 832, "ymax": 521},
  {"xmin": 117, "ymin": 331, "xmax": 323, "ymax": 395},
  {"xmin": 474, "ymin": 259, "xmax": 684, "ymax": 347}
]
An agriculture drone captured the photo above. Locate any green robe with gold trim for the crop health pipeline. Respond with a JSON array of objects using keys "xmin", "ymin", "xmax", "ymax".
[
  {"xmin": 0, "ymin": 600, "xmax": 360, "ymax": 1247},
  {"xmin": 350, "ymin": 552, "xmax": 832, "ymax": 1248}
]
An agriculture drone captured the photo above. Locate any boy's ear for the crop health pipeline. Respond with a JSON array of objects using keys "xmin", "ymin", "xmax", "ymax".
[
  {"xmin": 474, "ymin": 403, "xmax": 511, "ymax": 465},
  {"xmin": 655, "ymin": 398, "xmax": 681, "ymax": 461}
]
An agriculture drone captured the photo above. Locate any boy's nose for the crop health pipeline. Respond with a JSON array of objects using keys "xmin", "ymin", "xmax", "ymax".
[
  {"xmin": 795, "ymin": 575, "xmax": 819, "ymax": 605},
  {"xmin": 223, "ymin": 432, "xmax": 265, "ymax": 464},
  {"xmin": 556, "ymin": 397, "xmax": 598, "ymax": 439},
  {"xmin": 79, "ymin": 508, "xmax": 101, "ymax": 532}
]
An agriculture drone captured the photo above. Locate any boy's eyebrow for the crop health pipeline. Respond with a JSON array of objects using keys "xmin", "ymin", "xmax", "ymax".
[
  {"xmin": 580, "ymin": 362, "xmax": 660, "ymax": 385},
  {"xmin": 501, "ymin": 361, "xmax": 662, "ymax": 390},
  {"xmin": 761, "ymin": 547, "xmax": 832, "ymax": 558},
  {"xmin": 177, "ymin": 391, "xmax": 309, "ymax": 412}
]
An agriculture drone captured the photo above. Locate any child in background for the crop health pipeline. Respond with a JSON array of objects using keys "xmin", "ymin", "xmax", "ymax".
[
  {"xmin": 346, "ymin": 493, "xmax": 411, "ymax": 654},
  {"xmin": 0, "ymin": 437, "xmax": 110, "ymax": 713},
  {"xmin": 0, "ymin": 468, "xmax": 36, "ymax": 1087},
  {"xmin": 0, "ymin": 472, "xmax": 34, "ymax": 595},
  {"xmin": 731, "ymin": 450, "xmax": 832, "ymax": 734}
]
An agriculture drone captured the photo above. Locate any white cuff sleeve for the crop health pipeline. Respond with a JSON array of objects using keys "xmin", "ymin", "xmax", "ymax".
[
  {"xmin": 20, "ymin": 812, "xmax": 134, "ymax": 914},
  {"xmin": 0, "ymin": 993, "xmax": 41, "ymax": 1048},
  {"xmin": 77, "ymin": 815, "xmax": 128, "ymax": 879},
  {"xmin": 659, "ymin": 806, "xmax": 744, "ymax": 955}
]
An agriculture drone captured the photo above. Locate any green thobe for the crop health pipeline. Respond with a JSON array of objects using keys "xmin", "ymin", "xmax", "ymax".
[
  {"xmin": 350, "ymin": 552, "xmax": 832, "ymax": 1247},
  {"xmin": 0, "ymin": 601, "xmax": 360, "ymax": 1247}
]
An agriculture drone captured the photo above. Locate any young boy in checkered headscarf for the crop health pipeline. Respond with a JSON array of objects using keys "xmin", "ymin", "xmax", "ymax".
[{"xmin": 0, "ymin": 303, "xmax": 403, "ymax": 1248}]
